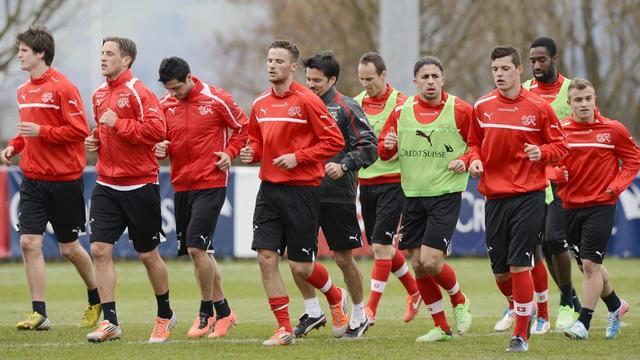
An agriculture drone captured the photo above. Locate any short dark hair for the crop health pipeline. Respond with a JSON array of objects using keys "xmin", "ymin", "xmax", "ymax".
[
  {"xmin": 491, "ymin": 45, "xmax": 521, "ymax": 67},
  {"xmin": 16, "ymin": 26, "xmax": 55, "ymax": 66},
  {"xmin": 568, "ymin": 77, "xmax": 595, "ymax": 94},
  {"xmin": 359, "ymin": 52, "xmax": 386, "ymax": 75},
  {"xmin": 158, "ymin": 57, "xmax": 191, "ymax": 83},
  {"xmin": 269, "ymin": 40, "xmax": 299, "ymax": 62},
  {"xmin": 530, "ymin": 37, "xmax": 557, "ymax": 57},
  {"xmin": 102, "ymin": 36, "xmax": 137, "ymax": 68},
  {"xmin": 302, "ymin": 51, "xmax": 341, "ymax": 82},
  {"xmin": 413, "ymin": 56, "xmax": 443, "ymax": 77}
]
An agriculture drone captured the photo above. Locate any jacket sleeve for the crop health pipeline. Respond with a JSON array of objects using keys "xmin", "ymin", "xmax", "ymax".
[
  {"xmin": 456, "ymin": 100, "xmax": 474, "ymax": 164},
  {"xmin": 466, "ymin": 104, "xmax": 484, "ymax": 167},
  {"xmin": 294, "ymin": 97, "xmax": 345, "ymax": 164},
  {"xmin": 339, "ymin": 98, "xmax": 377, "ymax": 170},
  {"xmin": 214, "ymin": 88, "xmax": 249, "ymax": 160},
  {"xmin": 39, "ymin": 84, "xmax": 90, "ymax": 144},
  {"xmin": 8, "ymin": 135, "xmax": 25, "ymax": 154},
  {"xmin": 247, "ymin": 106, "xmax": 263, "ymax": 163},
  {"xmin": 608, "ymin": 122, "xmax": 640, "ymax": 196},
  {"xmin": 378, "ymin": 107, "xmax": 401, "ymax": 161},
  {"xmin": 112, "ymin": 83, "xmax": 166, "ymax": 145},
  {"xmin": 539, "ymin": 103, "xmax": 570, "ymax": 162}
]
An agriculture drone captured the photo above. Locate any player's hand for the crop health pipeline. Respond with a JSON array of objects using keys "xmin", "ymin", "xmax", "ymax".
[
  {"xmin": 98, "ymin": 108, "xmax": 117, "ymax": 128},
  {"xmin": 240, "ymin": 140, "xmax": 254, "ymax": 163},
  {"xmin": 17, "ymin": 122, "xmax": 40, "ymax": 137},
  {"xmin": 469, "ymin": 159, "xmax": 483, "ymax": 178},
  {"xmin": 1, "ymin": 146, "xmax": 15, "ymax": 164},
  {"xmin": 448, "ymin": 159, "xmax": 466, "ymax": 174},
  {"xmin": 524, "ymin": 142, "xmax": 541, "ymax": 161},
  {"xmin": 325, "ymin": 162, "xmax": 344, "ymax": 179},
  {"xmin": 384, "ymin": 127, "xmax": 398, "ymax": 150},
  {"xmin": 85, "ymin": 129, "xmax": 99, "ymax": 152},
  {"xmin": 215, "ymin": 151, "xmax": 232, "ymax": 171},
  {"xmin": 273, "ymin": 153, "xmax": 297, "ymax": 170},
  {"xmin": 155, "ymin": 140, "xmax": 170, "ymax": 158}
]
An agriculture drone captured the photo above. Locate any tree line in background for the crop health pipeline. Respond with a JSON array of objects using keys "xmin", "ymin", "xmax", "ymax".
[{"xmin": 214, "ymin": 0, "xmax": 640, "ymax": 134}]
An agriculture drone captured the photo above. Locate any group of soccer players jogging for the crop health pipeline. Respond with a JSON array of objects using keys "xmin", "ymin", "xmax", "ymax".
[{"xmin": 4, "ymin": 25, "xmax": 637, "ymax": 353}]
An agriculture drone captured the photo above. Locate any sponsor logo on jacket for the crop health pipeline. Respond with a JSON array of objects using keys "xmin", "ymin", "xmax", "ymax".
[
  {"xmin": 117, "ymin": 97, "xmax": 130, "ymax": 108},
  {"xmin": 41, "ymin": 92, "xmax": 54, "ymax": 103},
  {"xmin": 287, "ymin": 105, "xmax": 302, "ymax": 117},
  {"xmin": 198, "ymin": 104, "xmax": 213, "ymax": 115},
  {"xmin": 521, "ymin": 115, "xmax": 536, "ymax": 127}
]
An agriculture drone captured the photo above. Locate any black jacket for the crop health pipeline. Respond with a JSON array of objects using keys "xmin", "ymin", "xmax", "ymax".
[{"xmin": 319, "ymin": 86, "xmax": 378, "ymax": 203}]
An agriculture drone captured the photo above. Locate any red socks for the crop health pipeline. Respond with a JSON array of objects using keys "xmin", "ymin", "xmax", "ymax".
[
  {"xmin": 495, "ymin": 276, "xmax": 514, "ymax": 309},
  {"xmin": 367, "ymin": 259, "xmax": 392, "ymax": 313},
  {"xmin": 511, "ymin": 270, "xmax": 534, "ymax": 340},
  {"xmin": 306, "ymin": 262, "xmax": 341, "ymax": 306},
  {"xmin": 268, "ymin": 296, "xmax": 292, "ymax": 333},
  {"xmin": 416, "ymin": 276, "xmax": 449, "ymax": 332},
  {"xmin": 391, "ymin": 250, "xmax": 418, "ymax": 295},
  {"xmin": 433, "ymin": 263, "xmax": 465, "ymax": 306},
  {"xmin": 531, "ymin": 260, "xmax": 549, "ymax": 320}
]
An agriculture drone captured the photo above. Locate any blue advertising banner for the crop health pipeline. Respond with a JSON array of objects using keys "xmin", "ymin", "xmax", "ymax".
[{"xmin": 7, "ymin": 168, "xmax": 234, "ymax": 259}]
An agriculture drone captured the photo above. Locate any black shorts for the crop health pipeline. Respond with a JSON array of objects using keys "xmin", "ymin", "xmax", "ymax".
[
  {"xmin": 89, "ymin": 183, "xmax": 163, "ymax": 253},
  {"xmin": 359, "ymin": 183, "xmax": 404, "ymax": 245},
  {"xmin": 485, "ymin": 191, "xmax": 545, "ymax": 274},
  {"xmin": 543, "ymin": 183, "xmax": 570, "ymax": 254},
  {"xmin": 398, "ymin": 192, "xmax": 462, "ymax": 253},
  {"xmin": 251, "ymin": 182, "xmax": 319, "ymax": 262},
  {"xmin": 319, "ymin": 202, "xmax": 363, "ymax": 252},
  {"xmin": 565, "ymin": 205, "xmax": 615, "ymax": 265},
  {"xmin": 18, "ymin": 177, "xmax": 86, "ymax": 243},
  {"xmin": 174, "ymin": 188, "xmax": 226, "ymax": 256}
]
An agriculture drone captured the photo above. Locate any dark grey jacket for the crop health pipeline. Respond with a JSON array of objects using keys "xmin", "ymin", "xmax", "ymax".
[{"xmin": 319, "ymin": 86, "xmax": 378, "ymax": 203}]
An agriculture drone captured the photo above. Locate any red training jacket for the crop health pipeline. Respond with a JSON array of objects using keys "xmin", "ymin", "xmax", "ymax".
[
  {"xmin": 159, "ymin": 76, "xmax": 248, "ymax": 191},
  {"xmin": 10, "ymin": 67, "xmax": 89, "ymax": 181},
  {"xmin": 556, "ymin": 113, "xmax": 640, "ymax": 208},
  {"xmin": 247, "ymin": 80, "xmax": 344, "ymax": 186},
  {"xmin": 468, "ymin": 87, "xmax": 569, "ymax": 199},
  {"xmin": 92, "ymin": 69, "xmax": 166, "ymax": 186}
]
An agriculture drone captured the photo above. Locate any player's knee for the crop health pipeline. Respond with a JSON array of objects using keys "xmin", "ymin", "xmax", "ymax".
[
  {"xmin": 187, "ymin": 246, "xmax": 206, "ymax": 259},
  {"xmin": 289, "ymin": 261, "xmax": 313, "ymax": 279},
  {"xmin": 581, "ymin": 260, "xmax": 600, "ymax": 277},
  {"xmin": 257, "ymin": 250, "xmax": 278, "ymax": 271},
  {"xmin": 19, "ymin": 235, "xmax": 41, "ymax": 254},
  {"xmin": 137, "ymin": 249, "xmax": 161, "ymax": 265},
  {"xmin": 59, "ymin": 243, "xmax": 77, "ymax": 260},
  {"xmin": 494, "ymin": 272, "xmax": 511, "ymax": 283},
  {"xmin": 334, "ymin": 253, "xmax": 354, "ymax": 271},
  {"xmin": 90, "ymin": 244, "xmax": 111, "ymax": 262},
  {"xmin": 372, "ymin": 245, "xmax": 393, "ymax": 259}
]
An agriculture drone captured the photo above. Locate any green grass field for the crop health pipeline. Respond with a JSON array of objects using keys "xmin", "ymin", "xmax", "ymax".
[{"xmin": 1, "ymin": 258, "xmax": 638, "ymax": 359}]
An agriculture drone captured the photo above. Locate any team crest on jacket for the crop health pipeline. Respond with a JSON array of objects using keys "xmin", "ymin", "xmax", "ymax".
[
  {"xmin": 117, "ymin": 97, "xmax": 130, "ymax": 108},
  {"xmin": 596, "ymin": 132, "xmax": 612, "ymax": 143},
  {"xmin": 521, "ymin": 115, "xmax": 536, "ymax": 127},
  {"xmin": 198, "ymin": 104, "xmax": 213, "ymax": 115},
  {"xmin": 41, "ymin": 92, "xmax": 54, "ymax": 103},
  {"xmin": 288, "ymin": 105, "xmax": 302, "ymax": 117}
]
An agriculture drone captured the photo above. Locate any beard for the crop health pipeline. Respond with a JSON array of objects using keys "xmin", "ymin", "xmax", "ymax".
[{"xmin": 534, "ymin": 68, "xmax": 557, "ymax": 84}]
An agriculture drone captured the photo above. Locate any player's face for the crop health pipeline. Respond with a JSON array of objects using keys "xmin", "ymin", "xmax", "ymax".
[
  {"xmin": 100, "ymin": 41, "xmax": 131, "ymax": 80},
  {"xmin": 358, "ymin": 62, "xmax": 386, "ymax": 98},
  {"xmin": 266, "ymin": 48, "xmax": 297, "ymax": 85},
  {"xmin": 529, "ymin": 47, "xmax": 556, "ymax": 83},
  {"xmin": 17, "ymin": 43, "xmax": 43, "ymax": 72},
  {"xmin": 491, "ymin": 56, "xmax": 522, "ymax": 93},
  {"xmin": 568, "ymin": 86, "xmax": 596, "ymax": 122},
  {"xmin": 163, "ymin": 74, "xmax": 193, "ymax": 100},
  {"xmin": 305, "ymin": 68, "xmax": 334, "ymax": 97},
  {"xmin": 414, "ymin": 64, "xmax": 444, "ymax": 102}
]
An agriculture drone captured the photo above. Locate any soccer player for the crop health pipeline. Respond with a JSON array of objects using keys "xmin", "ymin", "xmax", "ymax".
[
  {"xmin": 293, "ymin": 51, "xmax": 377, "ymax": 339},
  {"xmin": 557, "ymin": 78, "xmax": 639, "ymax": 340},
  {"xmin": 523, "ymin": 36, "xmax": 580, "ymax": 333},
  {"xmin": 355, "ymin": 52, "xmax": 420, "ymax": 325},
  {"xmin": 239, "ymin": 40, "xmax": 348, "ymax": 346},
  {"xmin": 84, "ymin": 37, "xmax": 174, "ymax": 343},
  {"xmin": 379, "ymin": 56, "xmax": 473, "ymax": 342},
  {"xmin": 467, "ymin": 45, "xmax": 569, "ymax": 352},
  {"xmin": 2, "ymin": 26, "xmax": 100, "ymax": 331},
  {"xmin": 155, "ymin": 57, "xmax": 247, "ymax": 338}
]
